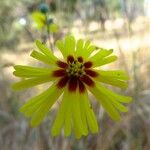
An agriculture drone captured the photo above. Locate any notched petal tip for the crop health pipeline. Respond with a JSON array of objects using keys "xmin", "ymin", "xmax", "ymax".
[
  {"xmin": 13, "ymin": 71, "xmax": 17, "ymax": 76},
  {"xmin": 30, "ymin": 50, "xmax": 41, "ymax": 59},
  {"xmin": 108, "ymin": 48, "xmax": 113, "ymax": 53},
  {"xmin": 111, "ymin": 55, "xmax": 118, "ymax": 61},
  {"xmin": 13, "ymin": 65, "xmax": 20, "ymax": 70},
  {"xmin": 35, "ymin": 39, "xmax": 41, "ymax": 45},
  {"xmin": 123, "ymin": 97, "xmax": 133, "ymax": 103}
]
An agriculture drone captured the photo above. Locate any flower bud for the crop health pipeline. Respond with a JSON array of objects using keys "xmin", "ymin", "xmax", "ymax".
[{"xmin": 39, "ymin": 3, "xmax": 49, "ymax": 14}]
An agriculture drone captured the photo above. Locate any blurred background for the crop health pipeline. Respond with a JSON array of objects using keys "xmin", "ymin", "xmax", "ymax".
[{"xmin": 0, "ymin": 0, "xmax": 150, "ymax": 150}]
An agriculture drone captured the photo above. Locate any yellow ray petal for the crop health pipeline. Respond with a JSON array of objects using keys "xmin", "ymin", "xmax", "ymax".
[
  {"xmin": 35, "ymin": 40, "xmax": 58, "ymax": 64},
  {"xmin": 96, "ymin": 84, "xmax": 132, "ymax": 103},
  {"xmin": 89, "ymin": 49, "xmax": 117, "ymax": 67},
  {"xmin": 63, "ymin": 90, "xmax": 72, "ymax": 137},
  {"xmin": 56, "ymin": 35, "xmax": 75, "ymax": 59},
  {"xmin": 30, "ymin": 50, "xmax": 55, "ymax": 65},
  {"xmin": 13, "ymin": 65, "xmax": 52, "ymax": 78},
  {"xmin": 75, "ymin": 39, "xmax": 95, "ymax": 59},
  {"xmin": 51, "ymin": 93, "xmax": 66, "ymax": 136},
  {"xmin": 75, "ymin": 39, "xmax": 84, "ymax": 57},
  {"xmin": 90, "ymin": 48, "xmax": 113, "ymax": 60},
  {"xmin": 12, "ymin": 76, "xmax": 53, "ymax": 90},
  {"xmin": 93, "ymin": 85, "xmax": 129, "ymax": 112},
  {"xmin": 64, "ymin": 35, "xmax": 75, "ymax": 54},
  {"xmin": 89, "ymin": 84, "xmax": 121, "ymax": 121},
  {"xmin": 71, "ymin": 92, "xmax": 87, "ymax": 138},
  {"xmin": 94, "ymin": 56, "xmax": 118, "ymax": 67},
  {"xmin": 97, "ymin": 70, "xmax": 129, "ymax": 80},
  {"xmin": 52, "ymin": 89, "xmax": 73, "ymax": 137},
  {"xmin": 30, "ymin": 84, "xmax": 63, "ymax": 126},
  {"xmin": 56, "ymin": 40, "xmax": 65, "ymax": 57},
  {"xmin": 95, "ymin": 76, "xmax": 128, "ymax": 89},
  {"xmin": 79, "ymin": 95, "xmax": 89, "ymax": 136},
  {"xmin": 80, "ymin": 92, "xmax": 99, "ymax": 134},
  {"xmin": 20, "ymin": 84, "xmax": 59, "ymax": 117}
]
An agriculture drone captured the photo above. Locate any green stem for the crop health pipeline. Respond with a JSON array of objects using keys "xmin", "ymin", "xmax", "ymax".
[{"xmin": 45, "ymin": 14, "xmax": 53, "ymax": 52}]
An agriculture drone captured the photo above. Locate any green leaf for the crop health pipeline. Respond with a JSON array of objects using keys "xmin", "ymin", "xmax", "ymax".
[
  {"xmin": 49, "ymin": 23, "xmax": 59, "ymax": 33},
  {"xmin": 32, "ymin": 11, "xmax": 46, "ymax": 29}
]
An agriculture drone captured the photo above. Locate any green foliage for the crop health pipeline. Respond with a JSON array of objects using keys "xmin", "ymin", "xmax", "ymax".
[
  {"xmin": 107, "ymin": 0, "xmax": 121, "ymax": 12},
  {"xmin": 32, "ymin": 11, "xmax": 46, "ymax": 29},
  {"xmin": 31, "ymin": 10, "xmax": 59, "ymax": 33},
  {"xmin": 49, "ymin": 23, "xmax": 59, "ymax": 33}
]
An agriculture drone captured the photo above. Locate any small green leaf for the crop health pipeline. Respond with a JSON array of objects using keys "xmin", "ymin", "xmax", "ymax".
[{"xmin": 49, "ymin": 23, "xmax": 59, "ymax": 33}]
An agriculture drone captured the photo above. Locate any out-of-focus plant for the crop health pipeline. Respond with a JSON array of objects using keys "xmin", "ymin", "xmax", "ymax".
[
  {"xmin": 32, "ymin": 12, "xmax": 58, "ymax": 33},
  {"xmin": 0, "ymin": 0, "xmax": 20, "ymax": 50},
  {"xmin": 31, "ymin": 3, "xmax": 59, "ymax": 49}
]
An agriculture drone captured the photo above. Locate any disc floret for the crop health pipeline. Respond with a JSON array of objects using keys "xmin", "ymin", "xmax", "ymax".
[
  {"xmin": 67, "ymin": 58, "xmax": 85, "ymax": 77},
  {"xmin": 53, "ymin": 55, "xmax": 98, "ymax": 93}
]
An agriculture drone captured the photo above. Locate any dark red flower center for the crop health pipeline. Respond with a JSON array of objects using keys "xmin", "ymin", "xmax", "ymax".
[{"xmin": 52, "ymin": 55, "xmax": 98, "ymax": 93}]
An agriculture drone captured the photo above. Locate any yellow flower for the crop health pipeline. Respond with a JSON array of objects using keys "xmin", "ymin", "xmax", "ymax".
[{"xmin": 12, "ymin": 35, "xmax": 132, "ymax": 139}]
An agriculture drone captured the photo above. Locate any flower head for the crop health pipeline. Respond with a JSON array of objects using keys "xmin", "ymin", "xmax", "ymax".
[{"xmin": 12, "ymin": 35, "xmax": 132, "ymax": 139}]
